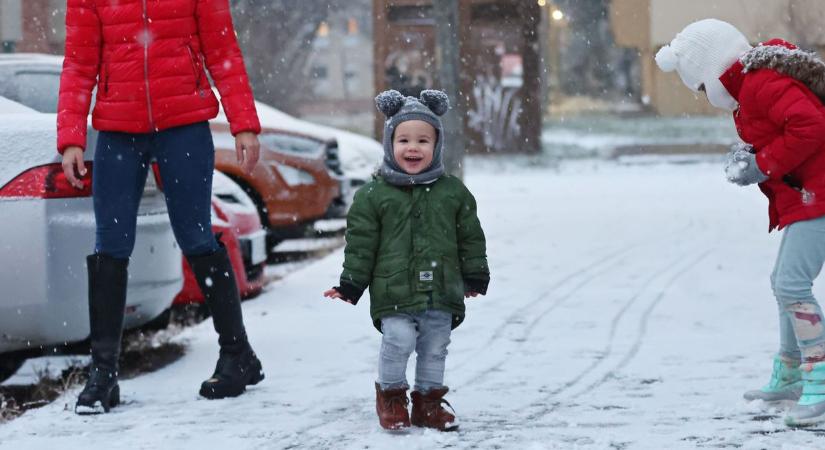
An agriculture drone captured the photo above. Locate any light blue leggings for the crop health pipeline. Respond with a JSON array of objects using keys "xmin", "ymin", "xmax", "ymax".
[{"xmin": 772, "ymin": 215, "xmax": 825, "ymax": 363}]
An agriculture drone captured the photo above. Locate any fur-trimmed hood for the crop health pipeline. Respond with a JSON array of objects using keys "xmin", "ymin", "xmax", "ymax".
[{"xmin": 740, "ymin": 39, "xmax": 825, "ymax": 104}]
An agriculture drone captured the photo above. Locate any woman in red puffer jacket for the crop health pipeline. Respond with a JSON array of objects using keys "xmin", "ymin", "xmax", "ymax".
[
  {"xmin": 657, "ymin": 19, "xmax": 825, "ymax": 428},
  {"xmin": 58, "ymin": 0, "xmax": 265, "ymax": 415}
]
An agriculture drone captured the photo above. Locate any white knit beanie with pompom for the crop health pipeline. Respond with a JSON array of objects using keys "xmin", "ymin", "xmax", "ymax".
[{"xmin": 655, "ymin": 19, "xmax": 752, "ymax": 110}]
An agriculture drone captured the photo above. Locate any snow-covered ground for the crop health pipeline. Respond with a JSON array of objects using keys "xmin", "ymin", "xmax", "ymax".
[{"xmin": 2, "ymin": 158, "xmax": 824, "ymax": 449}]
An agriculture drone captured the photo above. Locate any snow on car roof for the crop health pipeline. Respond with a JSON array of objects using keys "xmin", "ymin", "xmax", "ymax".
[
  {"xmin": 0, "ymin": 53, "xmax": 64, "ymax": 65},
  {"xmin": 0, "ymin": 96, "xmax": 38, "ymax": 114}
]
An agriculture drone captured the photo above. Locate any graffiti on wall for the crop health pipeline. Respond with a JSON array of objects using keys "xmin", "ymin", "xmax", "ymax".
[{"xmin": 467, "ymin": 73, "xmax": 522, "ymax": 152}]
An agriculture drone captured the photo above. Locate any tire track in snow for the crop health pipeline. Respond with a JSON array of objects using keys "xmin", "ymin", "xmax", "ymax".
[
  {"xmin": 454, "ymin": 222, "xmax": 698, "ymax": 387},
  {"xmin": 522, "ymin": 249, "xmax": 712, "ymax": 421},
  {"xmin": 460, "ymin": 248, "xmax": 711, "ymax": 449},
  {"xmin": 452, "ymin": 221, "xmax": 697, "ymax": 376}
]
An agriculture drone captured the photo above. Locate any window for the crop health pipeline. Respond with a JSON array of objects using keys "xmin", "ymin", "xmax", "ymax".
[
  {"xmin": 260, "ymin": 133, "xmax": 325, "ymax": 159},
  {"xmin": 347, "ymin": 18, "xmax": 359, "ymax": 35},
  {"xmin": 0, "ymin": 70, "xmax": 61, "ymax": 113},
  {"xmin": 311, "ymin": 66, "xmax": 328, "ymax": 80}
]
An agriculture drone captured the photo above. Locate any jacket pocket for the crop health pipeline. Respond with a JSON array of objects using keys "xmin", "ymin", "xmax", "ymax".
[
  {"xmin": 186, "ymin": 44, "xmax": 205, "ymax": 97},
  {"xmin": 372, "ymin": 258, "xmax": 409, "ymax": 302},
  {"xmin": 441, "ymin": 255, "xmax": 465, "ymax": 304},
  {"xmin": 101, "ymin": 62, "xmax": 110, "ymax": 97}
]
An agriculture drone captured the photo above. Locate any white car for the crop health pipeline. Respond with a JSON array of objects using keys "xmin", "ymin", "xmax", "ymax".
[{"xmin": 0, "ymin": 90, "xmax": 182, "ymax": 380}]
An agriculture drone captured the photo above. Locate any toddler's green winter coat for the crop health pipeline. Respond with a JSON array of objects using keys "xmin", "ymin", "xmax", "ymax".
[{"xmin": 338, "ymin": 175, "xmax": 489, "ymax": 331}]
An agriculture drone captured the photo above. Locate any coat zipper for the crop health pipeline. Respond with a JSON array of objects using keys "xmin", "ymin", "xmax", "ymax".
[{"xmin": 142, "ymin": 0, "xmax": 155, "ymax": 130}]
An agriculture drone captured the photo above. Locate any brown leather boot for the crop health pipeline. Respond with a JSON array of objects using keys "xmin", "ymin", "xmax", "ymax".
[
  {"xmin": 375, "ymin": 383, "xmax": 410, "ymax": 430},
  {"xmin": 411, "ymin": 387, "xmax": 459, "ymax": 431}
]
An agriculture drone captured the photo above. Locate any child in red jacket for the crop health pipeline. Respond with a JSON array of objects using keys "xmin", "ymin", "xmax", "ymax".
[{"xmin": 657, "ymin": 19, "xmax": 825, "ymax": 427}]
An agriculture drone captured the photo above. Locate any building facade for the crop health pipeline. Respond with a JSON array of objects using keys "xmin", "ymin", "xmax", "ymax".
[
  {"xmin": 0, "ymin": 0, "xmax": 65, "ymax": 54},
  {"xmin": 298, "ymin": 7, "xmax": 376, "ymax": 135},
  {"xmin": 374, "ymin": 0, "xmax": 544, "ymax": 154}
]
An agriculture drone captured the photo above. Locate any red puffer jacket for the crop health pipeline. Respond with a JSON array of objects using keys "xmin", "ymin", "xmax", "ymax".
[
  {"xmin": 720, "ymin": 39, "xmax": 825, "ymax": 231},
  {"xmin": 57, "ymin": 0, "xmax": 261, "ymax": 152}
]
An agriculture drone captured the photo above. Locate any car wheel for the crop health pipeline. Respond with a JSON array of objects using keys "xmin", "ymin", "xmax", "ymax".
[{"xmin": 0, "ymin": 356, "xmax": 25, "ymax": 383}]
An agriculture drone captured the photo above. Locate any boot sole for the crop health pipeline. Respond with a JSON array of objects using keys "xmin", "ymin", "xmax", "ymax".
[
  {"xmin": 786, "ymin": 416, "xmax": 825, "ymax": 427},
  {"xmin": 743, "ymin": 389, "xmax": 802, "ymax": 403},
  {"xmin": 411, "ymin": 422, "xmax": 460, "ymax": 432},
  {"xmin": 785, "ymin": 410, "xmax": 825, "ymax": 428},
  {"xmin": 380, "ymin": 421, "xmax": 411, "ymax": 432},
  {"xmin": 199, "ymin": 367, "xmax": 265, "ymax": 399},
  {"xmin": 75, "ymin": 385, "xmax": 120, "ymax": 415}
]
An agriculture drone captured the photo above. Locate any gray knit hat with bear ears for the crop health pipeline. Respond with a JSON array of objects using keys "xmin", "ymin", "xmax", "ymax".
[{"xmin": 374, "ymin": 89, "xmax": 451, "ymax": 186}]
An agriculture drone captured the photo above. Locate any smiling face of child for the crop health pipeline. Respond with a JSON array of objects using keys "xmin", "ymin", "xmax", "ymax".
[{"xmin": 392, "ymin": 120, "xmax": 437, "ymax": 175}]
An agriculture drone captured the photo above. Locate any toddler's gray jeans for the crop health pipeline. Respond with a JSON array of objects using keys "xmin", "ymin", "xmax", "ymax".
[{"xmin": 378, "ymin": 309, "xmax": 452, "ymax": 392}]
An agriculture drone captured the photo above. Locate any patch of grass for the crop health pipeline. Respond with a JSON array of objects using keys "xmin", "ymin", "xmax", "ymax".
[
  {"xmin": 0, "ymin": 327, "xmax": 187, "ymax": 422},
  {"xmin": 0, "ymin": 359, "xmax": 86, "ymax": 423}
]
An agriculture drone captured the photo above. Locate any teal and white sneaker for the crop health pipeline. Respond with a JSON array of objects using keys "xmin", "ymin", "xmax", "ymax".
[
  {"xmin": 785, "ymin": 362, "xmax": 825, "ymax": 427},
  {"xmin": 743, "ymin": 356, "xmax": 802, "ymax": 402}
]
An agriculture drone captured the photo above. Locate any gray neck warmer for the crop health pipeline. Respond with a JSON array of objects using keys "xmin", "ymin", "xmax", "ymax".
[{"xmin": 374, "ymin": 90, "xmax": 451, "ymax": 186}]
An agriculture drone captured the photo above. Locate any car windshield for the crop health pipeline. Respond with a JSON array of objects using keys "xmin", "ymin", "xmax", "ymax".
[
  {"xmin": 260, "ymin": 133, "xmax": 324, "ymax": 158},
  {"xmin": 0, "ymin": 70, "xmax": 61, "ymax": 113}
]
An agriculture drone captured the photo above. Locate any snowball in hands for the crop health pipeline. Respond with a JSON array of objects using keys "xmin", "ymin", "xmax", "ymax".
[
  {"xmin": 725, "ymin": 160, "xmax": 749, "ymax": 181},
  {"xmin": 724, "ymin": 145, "xmax": 769, "ymax": 186}
]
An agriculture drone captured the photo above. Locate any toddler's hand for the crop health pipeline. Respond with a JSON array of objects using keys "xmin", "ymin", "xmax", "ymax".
[
  {"xmin": 324, "ymin": 288, "xmax": 355, "ymax": 305},
  {"xmin": 464, "ymin": 291, "xmax": 481, "ymax": 298}
]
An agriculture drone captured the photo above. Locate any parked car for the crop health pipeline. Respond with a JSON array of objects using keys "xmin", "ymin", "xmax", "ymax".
[
  {"xmin": 252, "ymin": 101, "xmax": 383, "ymax": 204},
  {"xmin": 211, "ymin": 122, "xmax": 342, "ymax": 249},
  {"xmin": 214, "ymin": 96, "xmax": 384, "ymax": 223},
  {"xmin": 0, "ymin": 97, "xmax": 182, "ymax": 382},
  {"xmin": 173, "ymin": 171, "xmax": 267, "ymax": 307}
]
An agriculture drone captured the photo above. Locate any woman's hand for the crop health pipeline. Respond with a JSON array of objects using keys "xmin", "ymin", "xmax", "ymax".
[
  {"xmin": 235, "ymin": 131, "xmax": 260, "ymax": 175},
  {"xmin": 464, "ymin": 291, "xmax": 481, "ymax": 298},
  {"xmin": 324, "ymin": 288, "xmax": 355, "ymax": 305},
  {"xmin": 61, "ymin": 146, "xmax": 87, "ymax": 189}
]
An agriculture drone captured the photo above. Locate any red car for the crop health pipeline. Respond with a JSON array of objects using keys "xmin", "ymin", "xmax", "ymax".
[{"xmin": 174, "ymin": 171, "xmax": 267, "ymax": 306}]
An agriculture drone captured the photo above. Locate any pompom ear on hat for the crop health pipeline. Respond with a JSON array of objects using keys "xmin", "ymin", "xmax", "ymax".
[
  {"xmin": 375, "ymin": 90, "xmax": 405, "ymax": 117},
  {"xmin": 655, "ymin": 45, "xmax": 679, "ymax": 72},
  {"xmin": 419, "ymin": 90, "xmax": 450, "ymax": 116}
]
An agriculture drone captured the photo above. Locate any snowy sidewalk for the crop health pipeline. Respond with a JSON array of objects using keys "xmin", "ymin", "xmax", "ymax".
[{"xmin": 2, "ymin": 160, "xmax": 823, "ymax": 449}]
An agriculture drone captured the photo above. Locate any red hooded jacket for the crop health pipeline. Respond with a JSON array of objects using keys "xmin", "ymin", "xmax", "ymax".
[
  {"xmin": 720, "ymin": 39, "xmax": 825, "ymax": 231},
  {"xmin": 57, "ymin": 0, "xmax": 261, "ymax": 153}
]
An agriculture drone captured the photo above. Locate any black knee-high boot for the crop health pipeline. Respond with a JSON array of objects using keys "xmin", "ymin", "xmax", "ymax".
[
  {"xmin": 187, "ymin": 245, "xmax": 264, "ymax": 399},
  {"xmin": 75, "ymin": 254, "xmax": 128, "ymax": 414}
]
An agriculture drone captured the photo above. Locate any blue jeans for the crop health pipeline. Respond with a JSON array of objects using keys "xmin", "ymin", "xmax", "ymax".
[
  {"xmin": 93, "ymin": 122, "xmax": 218, "ymax": 259},
  {"xmin": 771, "ymin": 215, "xmax": 825, "ymax": 362},
  {"xmin": 378, "ymin": 309, "xmax": 452, "ymax": 392}
]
